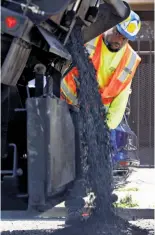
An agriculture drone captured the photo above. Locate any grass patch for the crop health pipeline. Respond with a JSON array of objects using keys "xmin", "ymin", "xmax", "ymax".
[
  {"xmin": 116, "ymin": 187, "xmax": 139, "ymax": 192},
  {"xmin": 113, "ymin": 194, "xmax": 139, "ymax": 208}
]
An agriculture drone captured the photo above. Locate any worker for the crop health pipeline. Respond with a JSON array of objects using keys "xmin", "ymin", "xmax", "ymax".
[
  {"xmin": 61, "ymin": 10, "xmax": 141, "ymax": 225},
  {"xmin": 61, "ymin": 10, "xmax": 141, "ymax": 130}
]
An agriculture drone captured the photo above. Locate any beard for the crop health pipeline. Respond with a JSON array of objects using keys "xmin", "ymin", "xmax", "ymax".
[
  {"xmin": 106, "ymin": 44, "xmax": 120, "ymax": 52},
  {"xmin": 104, "ymin": 39, "xmax": 121, "ymax": 52}
]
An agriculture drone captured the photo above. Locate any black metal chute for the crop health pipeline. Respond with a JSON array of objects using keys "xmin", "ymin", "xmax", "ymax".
[{"xmin": 82, "ymin": 1, "xmax": 130, "ymax": 43}]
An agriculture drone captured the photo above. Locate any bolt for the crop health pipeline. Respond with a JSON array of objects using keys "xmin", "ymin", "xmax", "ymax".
[
  {"xmin": 23, "ymin": 154, "xmax": 27, "ymax": 159},
  {"xmin": 17, "ymin": 168, "xmax": 23, "ymax": 176}
]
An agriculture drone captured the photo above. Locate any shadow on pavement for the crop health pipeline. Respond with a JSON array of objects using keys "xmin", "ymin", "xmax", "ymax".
[{"xmin": 1, "ymin": 215, "xmax": 152, "ymax": 235}]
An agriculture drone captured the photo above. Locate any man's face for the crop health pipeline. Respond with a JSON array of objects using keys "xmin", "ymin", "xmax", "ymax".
[{"xmin": 104, "ymin": 26, "xmax": 128, "ymax": 52}]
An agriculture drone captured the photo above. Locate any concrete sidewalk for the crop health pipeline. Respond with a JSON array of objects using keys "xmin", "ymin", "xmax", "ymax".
[{"xmin": 114, "ymin": 168, "xmax": 155, "ymax": 209}]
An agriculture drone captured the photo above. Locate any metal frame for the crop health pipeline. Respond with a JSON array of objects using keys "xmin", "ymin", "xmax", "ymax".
[
  {"xmin": 1, "ymin": 38, "xmax": 32, "ymax": 86},
  {"xmin": 129, "ymin": 20, "xmax": 154, "ymax": 167},
  {"xmin": 1, "ymin": 144, "xmax": 18, "ymax": 177}
]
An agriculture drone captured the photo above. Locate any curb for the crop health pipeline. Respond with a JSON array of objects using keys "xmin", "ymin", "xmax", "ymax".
[
  {"xmin": 1, "ymin": 208, "xmax": 154, "ymax": 221},
  {"xmin": 116, "ymin": 208, "xmax": 154, "ymax": 220},
  {"xmin": 138, "ymin": 165, "xmax": 154, "ymax": 169}
]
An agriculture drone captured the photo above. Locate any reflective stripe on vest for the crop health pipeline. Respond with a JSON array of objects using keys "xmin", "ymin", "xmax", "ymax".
[
  {"xmin": 85, "ymin": 38, "xmax": 98, "ymax": 57},
  {"xmin": 61, "ymin": 78, "xmax": 78, "ymax": 105},
  {"xmin": 118, "ymin": 51, "xmax": 137, "ymax": 82},
  {"xmin": 61, "ymin": 34, "xmax": 141, "ymax": 106}
]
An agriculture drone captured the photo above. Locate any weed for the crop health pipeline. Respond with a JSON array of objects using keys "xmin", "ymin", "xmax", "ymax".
[
  {"xmin": 113, "ymin": 194, "xmax": 139, "ymax": 208},
  {"xmin": 116, "ymin": 187, "xmax": 138, "ymax": 192}
]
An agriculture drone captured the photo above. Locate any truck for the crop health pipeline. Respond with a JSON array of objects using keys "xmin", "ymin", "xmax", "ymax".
[{"xmin": 1, "ymin": 0, "xmax": 134, "ymax": 211}]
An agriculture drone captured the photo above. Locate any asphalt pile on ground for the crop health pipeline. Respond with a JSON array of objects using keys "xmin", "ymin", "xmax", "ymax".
[{"xmin": 1, "ymin": 217, "xmax": 151, "ymax": 235}]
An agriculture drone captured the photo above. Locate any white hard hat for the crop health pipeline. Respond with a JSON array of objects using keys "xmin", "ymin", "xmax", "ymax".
[{"xmin": 116, "ymin": 10, "xmax": 141, "ymax": 41}]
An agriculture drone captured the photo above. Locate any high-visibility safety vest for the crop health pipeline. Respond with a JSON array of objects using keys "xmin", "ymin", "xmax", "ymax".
[{"xmin": 60, "ymin": 34, "xmax": 141, "ymax": 107}]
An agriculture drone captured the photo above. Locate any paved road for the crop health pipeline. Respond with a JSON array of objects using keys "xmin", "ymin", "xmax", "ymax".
[
  {"xmin": 1, "ymin": 218, "xmax": 155, "ymax": 235},
  {"xmin": 1, "ymin": 168, "xmax": 154, "ymax": 235},
  {"xmin": 1, "ymin": 219, "xmax": 155, "ymax": 232}
]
